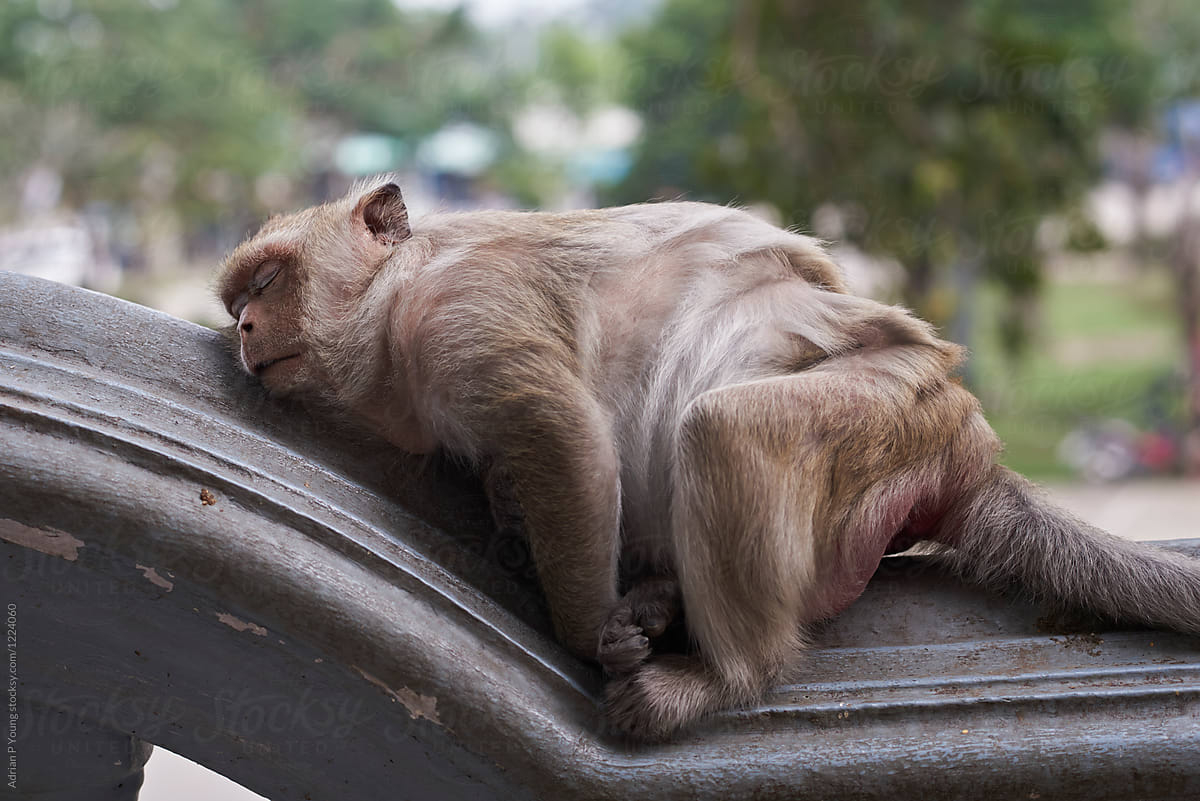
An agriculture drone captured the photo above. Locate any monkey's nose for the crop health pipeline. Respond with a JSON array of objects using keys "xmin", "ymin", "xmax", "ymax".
[{"xmin": 240, "ymin": 321, "xmax": 253, "ymax": 334}]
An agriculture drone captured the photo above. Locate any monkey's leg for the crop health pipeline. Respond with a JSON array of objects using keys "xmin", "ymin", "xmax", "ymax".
[
  {"xmin": 605, "ymin": 376, "xmax": 817, "ymax": 738},
  {"xmin": 606, "ymin": 355, "xmax": 988, "ymax": 739}
]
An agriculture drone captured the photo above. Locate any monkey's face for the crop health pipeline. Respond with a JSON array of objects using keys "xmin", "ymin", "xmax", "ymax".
[
  {"xmin": 221, "ymin": 257, "xmax": 313, "ymax": 396},
  {"xmin": 216, "ymin": 179, "xmax": 412, "ymax": 398}
]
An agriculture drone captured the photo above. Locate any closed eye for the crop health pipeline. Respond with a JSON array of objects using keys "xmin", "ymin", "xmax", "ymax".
[
  {"xmin": 228, "ymin": 261, "xmax": 283, "ymax": 319},
  {"xmin": 250, "ymin": 260, "xmax": 282, "ymax": 293}
]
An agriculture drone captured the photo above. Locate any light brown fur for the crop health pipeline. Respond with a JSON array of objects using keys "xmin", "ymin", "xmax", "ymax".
[{"xmin": 216, "ymin": 178, "xmax": 1200, "ymax": 741}]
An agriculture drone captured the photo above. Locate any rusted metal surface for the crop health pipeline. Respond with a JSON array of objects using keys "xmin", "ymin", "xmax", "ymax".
[{"xmin": 1, "ymin": 268, "xmax": 1199, "ymax": 800}]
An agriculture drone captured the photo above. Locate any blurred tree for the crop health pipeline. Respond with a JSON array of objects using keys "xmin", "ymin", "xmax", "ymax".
[
  {"xmin": 1137, "ymin": 4, "xmax": 1200, "ymax": 471},
  {"xmin": 536, "ymin": 23, "xmax": 631, "ymax": 114},
  {"xmin": 0, "ymin": 0, "xmax": 299, "ymax": 230},
  {"xmin": 612, "ymin": 0, "xmax": 1154, "ymax": 351},
  {"xmin": 0, "ymin": 0, "xmax": 513, "ymax": 251}
]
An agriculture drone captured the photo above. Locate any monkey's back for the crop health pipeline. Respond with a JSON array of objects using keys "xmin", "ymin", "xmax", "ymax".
[
  {"xmin": 430, "ymin": 203, "xmax": 953, "ymax": 558},
  {"xmin": 407, "ymin": 202, "xmax": 955, "ymax": 554}
]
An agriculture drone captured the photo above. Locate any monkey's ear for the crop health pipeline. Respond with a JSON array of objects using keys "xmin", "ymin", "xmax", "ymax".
[{"xmin": 354, "ymin": 182, "xmax": 411, "ymax": 246}]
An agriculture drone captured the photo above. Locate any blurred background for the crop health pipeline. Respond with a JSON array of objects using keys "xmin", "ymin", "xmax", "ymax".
[{"xmin": 2, "ymin": 0, "xmax": 1198, "ymax": 796}]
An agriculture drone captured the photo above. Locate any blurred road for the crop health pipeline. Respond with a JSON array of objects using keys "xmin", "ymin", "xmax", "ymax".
[{"xmin": 1045, "ymin": 479, "xmax": 1200, "ymax": 542}]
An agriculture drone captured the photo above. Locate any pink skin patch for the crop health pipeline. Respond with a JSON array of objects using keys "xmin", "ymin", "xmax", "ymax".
[{"xmin": 812, "ymin": 477, "xmax": 947, "ymax": 621}]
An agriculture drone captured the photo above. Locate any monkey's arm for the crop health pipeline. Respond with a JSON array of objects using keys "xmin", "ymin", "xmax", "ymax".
[
  {"xmin": 418, "ymin": 287, "xmax": 622, "ymax": 660},
  {"xmin": 475, "ymin": 378, "xmax": 622, "ymax": 660},
  {"xmin": 409, "ymin": 270, "xmax": 628, "ymax": 660}
]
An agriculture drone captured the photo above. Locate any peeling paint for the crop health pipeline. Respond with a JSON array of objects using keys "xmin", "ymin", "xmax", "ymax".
[
  {"xmin": 135, "ymin": 564, "xmax": 174, "ymax": 591},
  {"xmin": 216, "ymin": 612, "xmax": 267, "ymax": 637},
  {"xmin": 354, "ymin": 666, "xmax": 441, "ymax": 725},
  {"xmin": 0, "ymin": 518, "xmax": 84, "ymax": 561}
]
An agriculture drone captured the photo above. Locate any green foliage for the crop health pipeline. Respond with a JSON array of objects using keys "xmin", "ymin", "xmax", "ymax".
[
  {"xmin": 537, "ymin": 24, "xmax": 630, "ymax": 113},
  {"xmin": 610, "ymin": 0, "xmax": 1161, "ymax": 339},
  {"xmin": 974, "ymin": 269, "xmax": 1183, "ymax": 478},
  {"xmin": 0, "ymin": 0, "xmax": 508, "ymax": 221}
]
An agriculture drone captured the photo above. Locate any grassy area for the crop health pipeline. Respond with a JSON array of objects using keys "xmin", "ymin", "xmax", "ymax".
[{"xmin": 968, "ymin": 259, "xmax": 1185, "ymax": 480}]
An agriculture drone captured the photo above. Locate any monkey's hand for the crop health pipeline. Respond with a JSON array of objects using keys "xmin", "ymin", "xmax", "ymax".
[{"xmin": 598, "ymin": 577, "xmax": 680, "ymax": 675}]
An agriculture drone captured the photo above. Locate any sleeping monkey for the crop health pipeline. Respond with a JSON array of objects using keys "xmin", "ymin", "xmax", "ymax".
[{"xmin": 215, "ymin": 178, "xmax": 1200, "ymax": 740}]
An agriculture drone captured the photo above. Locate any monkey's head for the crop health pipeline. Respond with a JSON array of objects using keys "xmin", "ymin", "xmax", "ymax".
[{"xmin": 215, "ymin": 180, "xmax": 411, "ymax": 397}]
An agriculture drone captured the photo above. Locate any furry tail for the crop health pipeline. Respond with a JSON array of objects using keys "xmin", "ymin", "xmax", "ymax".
[{"xmin": 933, "ymin": 465, "xmax": 1200, "ymax": 635}]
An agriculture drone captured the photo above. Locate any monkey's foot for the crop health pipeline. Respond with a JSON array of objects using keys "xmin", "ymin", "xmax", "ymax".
[
  {"xmin": 625, "ymin": 576, "xmax": 680, "ymax": 638},
  {"xmin": 604, "ymin": 656, "xmax": 723, "ymax": 741},
  {"xmin": 597, "ymin": 577, "xmax": 680, "ymax": 675}
]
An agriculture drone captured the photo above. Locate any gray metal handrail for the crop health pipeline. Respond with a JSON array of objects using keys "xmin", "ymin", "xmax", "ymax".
[{"xmin": 2, "ymin": 269, "xmax": 1199, "ymax": 800}]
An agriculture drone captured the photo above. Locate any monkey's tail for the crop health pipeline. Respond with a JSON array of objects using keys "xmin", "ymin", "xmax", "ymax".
[{"xmin": 932, "ymin": 465, "xmax": 1200, "ymax": 635}]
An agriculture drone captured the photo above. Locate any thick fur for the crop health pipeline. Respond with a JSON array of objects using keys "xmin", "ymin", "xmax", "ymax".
[
  {"xmin": 933, "ymin": 466, "xmax": 1200, "ymax": 634},
  {"xmin": 216, "ymin": 178, "xmax": 1200, "ymax": 741}
]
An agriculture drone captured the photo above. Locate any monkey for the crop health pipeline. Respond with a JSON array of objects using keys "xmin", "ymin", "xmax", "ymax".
[{"xmin": 215, "ymin": 176, "xmax": 1200, "ymax": 741}]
